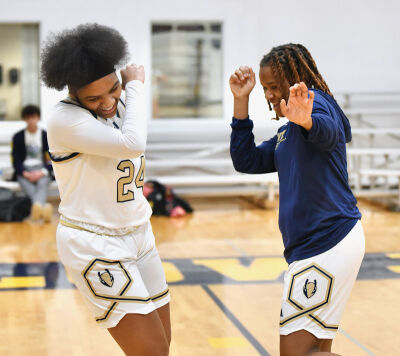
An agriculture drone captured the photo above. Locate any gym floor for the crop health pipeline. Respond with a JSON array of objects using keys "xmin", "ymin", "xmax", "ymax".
[{"xmin": 0, "ymin": 197, "xmax": 399, "ymax": 355}]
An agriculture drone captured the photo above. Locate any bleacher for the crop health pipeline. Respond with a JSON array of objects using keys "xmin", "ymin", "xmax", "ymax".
[
  {"xmin": 0, "ymin": 120, "xmax": 280, "ymax": 202},
  {"xmin": 338, "ymin": 92, "xmax": 400, "ymax": 208},
  {"xmin": 1, "ymin": 91, "xmax": 400, "ymax": 208}
]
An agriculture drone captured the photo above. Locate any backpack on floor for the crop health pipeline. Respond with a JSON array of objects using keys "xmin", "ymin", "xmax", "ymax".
[
  {"xmin": 144, "ymin": 180, "xmax": 193, "ymax": 216},
  {"xmin": 0, "ymin": 188, "xmax": 32, "ymax": 222}
]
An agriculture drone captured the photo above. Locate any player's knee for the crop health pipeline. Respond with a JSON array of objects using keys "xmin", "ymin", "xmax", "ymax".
[
  {"xmin": 165, "ymin": 331, "xmax": 171, "ymax": 346},
  {"xmin": 280, "ymin": 347, "xmax": 319, "ymax": 356},
  {"xmin": 280, "ymin": 340, "xmax": 320, "ymax": 356},
  {"xmin": 154, "ymin": 339, "xmax": 169, "ymax": 356},
  {"xmin": 148, "ymin": 336, "xmax": 170, "ymax": 356},
  {"xmin": 124, "ymin": 340, "xmax": 169, "ymax": 356},
  {"xmin": 280, "ymin": 348, "xmax": 300, "ymax": 356}
]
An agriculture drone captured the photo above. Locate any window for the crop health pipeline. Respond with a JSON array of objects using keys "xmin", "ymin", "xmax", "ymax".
[
  {"xmin": 0, "ymin": 24, "xmax": 40, "ymax": 121},
  {"xmin": 151, "ymin": 22, "xmax": 223, "ymax": 119}
]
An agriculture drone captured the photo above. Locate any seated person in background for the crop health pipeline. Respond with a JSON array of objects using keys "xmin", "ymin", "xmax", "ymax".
[{"xmin": 11, "ymin": 105, "xmax": 53, "ymax": 222}]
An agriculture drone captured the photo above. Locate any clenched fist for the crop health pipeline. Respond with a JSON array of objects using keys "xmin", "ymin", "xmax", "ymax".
[
  {"xmin": 120, "ymin": 64, "xmax": 145, "ymax": 89},
  {"xmin": 229, "ymin": 66, "xmax": 256, "ymax": 99}
]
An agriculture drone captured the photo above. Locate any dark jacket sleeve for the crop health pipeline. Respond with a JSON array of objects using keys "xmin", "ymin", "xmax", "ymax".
[
  {"xmin": 230, "ymin": 117, "xmax": 277, "ymax": 174},
  {"xmin": 305, "ymin": 92, "xmax": 341, "ymax": 151},
  {"xmin": 11, "ymin": 130, "xmax": 26, "ymax": 176},
  {"xmin": 42, "ymin": 130, "xmax": 53, "ymax": 175}
]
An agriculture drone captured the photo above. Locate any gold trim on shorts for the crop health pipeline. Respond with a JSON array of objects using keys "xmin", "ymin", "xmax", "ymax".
[
  {"xmin": 280, "ymin": 263, "xmax": 338, "ymax": 331},
  {"xmin": 81, "ymin": 257, "xmax": 169, "ymax": 324}
]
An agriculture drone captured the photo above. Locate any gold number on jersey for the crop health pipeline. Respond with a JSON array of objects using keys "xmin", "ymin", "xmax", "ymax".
[
  {"xmin": 116, "ymin": 156, "xmax": 146, "ymax": 203},
  {"xmin": 135, "ymin": 156, "xmax": 145, "ymax": 189},
  {"xmin": 117, "ymin": 160, "xmax": 135, "ymax": 202}
]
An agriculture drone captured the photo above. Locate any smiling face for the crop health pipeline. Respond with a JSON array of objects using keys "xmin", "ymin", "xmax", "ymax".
[
  {"xmin": 71, "ymin": 72, "xmax": 122, "ymax": 119},
  {"xmin": 259, "ymin": 65, "xmax": 289, "ymax": 118}
]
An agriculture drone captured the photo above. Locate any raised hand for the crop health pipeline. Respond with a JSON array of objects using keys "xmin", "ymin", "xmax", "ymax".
[
  {"xmin": 280, "ymin": 82, "xmax": 314, "ymax": 130},
  {"xmin": 229, "ymin": 66, "xmax": 256, "ymax": 98},
  {"xmin": 120, "ymin": 64, "xmax": 145, "ymax": 89}
]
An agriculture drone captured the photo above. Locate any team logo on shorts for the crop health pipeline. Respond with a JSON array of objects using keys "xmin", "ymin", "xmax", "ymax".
[
  {"xmin": 280, "ymin": 264, "xmax": 339, "ymax": 331},
  {"xmin": 98, "ymin": 269, "xmax": 114, "ymax": 288},
  {"xmin": 303, "ymin": 279, "xmax": 317, "ymax": 299}
]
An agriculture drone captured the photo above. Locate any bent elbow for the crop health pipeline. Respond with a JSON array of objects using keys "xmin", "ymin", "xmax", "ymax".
[
  {"xmin": 135, "ymin": 138, "xmax": 146, "ymax": 154},
  {"xmin": 233, "ymin": 165, "xmax": 245, "ymax": 174},
  {"xmin": 232, "ymin": 160, "xmax": 250, "ymax": 174},
  {"xmin": 124, "ymin": 137, "xmax": 146, "ymax": 158}
]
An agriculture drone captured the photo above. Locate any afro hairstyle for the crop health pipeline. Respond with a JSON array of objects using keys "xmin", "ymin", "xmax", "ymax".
[{"xmin": 41, "ymin": 23, "xmax": 129, "ymax": 90}]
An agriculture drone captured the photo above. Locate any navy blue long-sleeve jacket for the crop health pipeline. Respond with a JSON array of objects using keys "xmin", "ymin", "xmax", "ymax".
[
  {"xmin": 11, "ymin": 129, "xmax": 53, "ymax": 180},
  {"xmin": 230, "ymin": 89, "xmax": 361, "ymax": 263}
]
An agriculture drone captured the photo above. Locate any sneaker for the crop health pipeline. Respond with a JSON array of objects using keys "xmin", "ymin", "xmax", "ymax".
[
  {"xmin": 31, "ymin": 203, "xmax": 43, "ymax": 221},
  {"xmin": 42, "ymin": 203, "xmax": 53, "ymax": 223}
]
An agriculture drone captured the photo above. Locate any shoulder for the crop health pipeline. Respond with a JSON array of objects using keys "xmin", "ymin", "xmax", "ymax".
[
  {"xmin": 310, "ymin": 89, "xmax": 329, "ymax": 107},
  {"xmin": 52, "ymin": 100, "xmax": 93, "ymax": 116},
  {"xmin": 12, "ymin": 129, "xmax": 25, "ymax": 141},
  {"xmin": 310, "ymin": 89, "xmax": 339, "ymax": 116},
  {"xmin": 47, "ymin": 101, "xmax": 95, "ymax": 132}
]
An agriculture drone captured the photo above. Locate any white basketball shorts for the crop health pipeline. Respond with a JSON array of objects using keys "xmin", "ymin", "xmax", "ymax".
[
  {"xmin": 56, "ymin": 219, "xmax": 170, "ymax": 329},
  {"xmin": 279, "ymin": 220, "xmax": 365, "ymax": 339}
]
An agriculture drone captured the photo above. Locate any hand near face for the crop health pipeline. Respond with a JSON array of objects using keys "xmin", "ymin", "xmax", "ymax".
[
  {"xmin": 229, "ymin": 66, "xmax": 256, "ymax": 98},
  {"xmin": 120, "ymin": 64, "xmax": 145, "ymax": 89},
  {"xmin": 280, "ymin": 82, "xmax": 314, "ymax": 130}
]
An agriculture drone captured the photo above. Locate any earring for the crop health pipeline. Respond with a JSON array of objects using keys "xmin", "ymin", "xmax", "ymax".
[{"xmin": 268, "ymin": 100, "xmax": 272, "ymax": 111}]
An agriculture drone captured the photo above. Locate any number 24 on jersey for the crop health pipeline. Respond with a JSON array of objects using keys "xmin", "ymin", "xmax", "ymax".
[{"xmin": 116, "ymin": 156, "xmax": 145, "ymax": 202}]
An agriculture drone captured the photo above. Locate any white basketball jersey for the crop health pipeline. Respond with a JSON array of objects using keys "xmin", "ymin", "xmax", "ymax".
[{"xmin": 47, "ymin": 81, "xmax": 152, "ymax": 229}]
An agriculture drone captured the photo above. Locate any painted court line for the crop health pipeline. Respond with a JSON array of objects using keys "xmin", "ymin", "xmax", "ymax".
[
  {"xmin": 339, "ymin": 328, "xmax": 376, "ymax": 356},
  {"xmin": 225, "ymin": 239, "xmax": 250, "ymax": 258},
  {"xmin": 202, "ymin": 284, "xmax": 271, "ymax": 356},
  {"xmin": 208, "ymin": 336, "xmax": 250, "ymax": 349}
]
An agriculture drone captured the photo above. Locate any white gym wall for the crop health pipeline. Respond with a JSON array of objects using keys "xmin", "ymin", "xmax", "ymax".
[{"xmin": 0, "ymin": 0, "xmax": 399, "ymax": 133}]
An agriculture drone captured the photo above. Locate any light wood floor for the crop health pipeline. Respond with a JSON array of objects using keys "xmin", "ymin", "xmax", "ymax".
[{"xmin": 0, "ymin": 197, "xmax": 399, "ymax": 355}]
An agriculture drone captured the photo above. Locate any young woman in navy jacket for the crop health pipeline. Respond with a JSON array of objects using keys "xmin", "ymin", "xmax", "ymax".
[{"xmin": 230, "ymin": 43, "xmax": 364, "ymax": 356}]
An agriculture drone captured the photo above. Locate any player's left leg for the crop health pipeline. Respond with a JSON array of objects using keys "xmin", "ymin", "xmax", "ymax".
[
  {"xmin": 319, "ymin": 339, "xmax": 332, "ymax": 352},
  {"xmin": 279, "ymin": 221, "xmax": 365, "ymax": 356},
  {"xmin": 156, "ymin": 303, "xmax": 171, "ymax": 345},
  {"xmin": 135, "ymin": 221, "xmax": 171, "ymax": 344},
  {"xmin": 108, "ymin": 311, "xmax": 169, "ymax": 356},
  {"xmin": 280, "ymin": 330, "xmax": 339, "ymax": 356}
]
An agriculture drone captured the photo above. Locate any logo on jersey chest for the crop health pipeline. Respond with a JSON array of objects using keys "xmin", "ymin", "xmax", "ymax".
[
  {"xmin": 303, "ymin": 278, "xmax": 317, "ymax": 299},
  {"xmin": 275, "ymin": 129, "xmax": 287, "ymax": 150},
  {"xmin": 98, "ymin": 269, "xmax": 114, "ymax": 288}
]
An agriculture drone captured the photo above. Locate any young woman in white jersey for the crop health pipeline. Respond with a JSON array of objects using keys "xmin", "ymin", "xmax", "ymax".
[{"xmin": 41, "ymin": 24, "xmax": 170, "ymax": 355}]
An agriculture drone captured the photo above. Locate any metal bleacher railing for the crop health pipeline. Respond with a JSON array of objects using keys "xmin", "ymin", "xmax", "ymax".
[{"xmin": 336, "ymin": 92, "xmax": 400, "ymax": 208}]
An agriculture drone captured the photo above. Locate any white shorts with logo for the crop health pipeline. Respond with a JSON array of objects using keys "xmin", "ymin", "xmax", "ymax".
[
  {"xmin": 279, "ymin": 220, "xmax": 365, "ymax": 339},
  {"xmin": 56, "ymin": 218, "xmax": 170, "ymax": 329}
]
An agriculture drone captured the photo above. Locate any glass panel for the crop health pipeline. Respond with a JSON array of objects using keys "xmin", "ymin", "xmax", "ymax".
[
  {"xmin": 0, "ymin": 24, "xmax": 40, "ymax": 121},
  {"xmin": 151, "ymin": 22, "xmax": 223, "ymax": 119}
]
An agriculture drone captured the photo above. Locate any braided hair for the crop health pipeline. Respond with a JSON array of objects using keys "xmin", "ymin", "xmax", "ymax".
[{"xmin": 260, "ymin": 43, "xmax": 333, "ymax": 102}]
